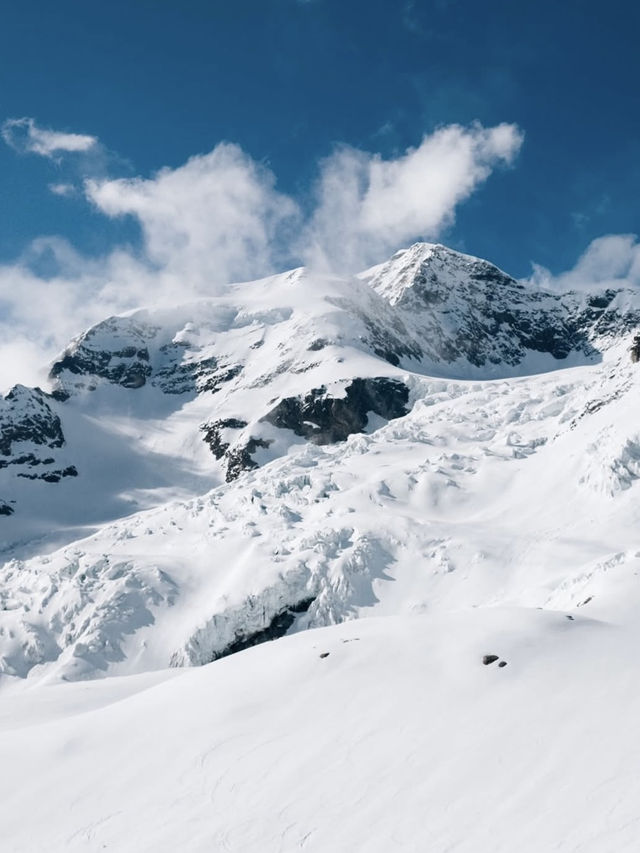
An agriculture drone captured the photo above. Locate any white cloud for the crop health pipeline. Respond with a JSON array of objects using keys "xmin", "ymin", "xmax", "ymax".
[
  {"xmin": 302, "ymin": 122, "xmax": 524, "ymax": 271},
  {"xmin": 525, "ymin": 235, "xmax": 640, "ymax": 293},
  {"xmin": 0, "ymin": 119, "xmax": 524, "ymax": 391},
  {"xmin": 48, "ymin": 183, "xmax": 76, "ymax": 197},
  {"xmin": 85, "ymin": 143, "xmax": 299, "ymax": 290},
  {"xmin": 2, "ymin": 117, "xmax": 97, "ymax": 158}
]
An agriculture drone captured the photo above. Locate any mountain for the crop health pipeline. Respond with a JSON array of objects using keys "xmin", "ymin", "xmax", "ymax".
[{"xmin": 1, "ymin": 242, "xmax": 640, "ymax": 851}]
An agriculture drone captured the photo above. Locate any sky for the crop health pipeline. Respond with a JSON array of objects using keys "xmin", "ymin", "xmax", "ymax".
[{"xmin": 0, "ymin": 0, "xmax": 639, "ymax": 388}]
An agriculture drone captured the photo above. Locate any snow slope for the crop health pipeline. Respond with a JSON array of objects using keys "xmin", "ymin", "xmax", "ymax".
[
  {"xmin": 3, "ymin": 607, "xmax": 640, "ymax": 852},
  {"xmin": 1, "ymin": 241, "xmax": 640, "ymax": 850}
]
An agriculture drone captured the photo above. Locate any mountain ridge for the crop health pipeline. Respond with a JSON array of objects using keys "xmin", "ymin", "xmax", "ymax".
[{"xmin": 0, "ymin": 242, "xmax": 639, "ymax": 684}]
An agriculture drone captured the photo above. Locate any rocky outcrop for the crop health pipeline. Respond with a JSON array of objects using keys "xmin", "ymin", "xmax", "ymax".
[
  {"xmin": 367, "ymin": 244, "xmax": 640, "ymax": 367},
  {"xmin": 263, "ymin": 377, "xmax": 410, "ymax": 445},
  {"xmin": 224, "ymin": 437, "xmax": 272, "ymax": 482},
  {"xmin": 152, "ymin": 346, "xmax": 242, "ymax": 395},
  {"xmin": 201, "ymin": 418, "xmax": 249, "ymax": 460},
  {"xmin": 50, "ymin": 317, "xmax": 154, "ymax": 391},
  {"xmin": 50, "ymin": 315, "xmax": 245, "ymax": 397},
  {"xmin": 211, "ymin": 597, "xmax": 315, "ymax": 661},
  {"xmin": 0, "ymin": 386, "xmax": 65, "ymax": 460},
  {"xmin": 0, "ymin": 386, "xmax": 76, "ymax": 503},
  {"xmin": 17, "ymin": 465, "xmax": 78, "ymax": 483},
  {"xmin": 200, "ymin": 418, "xmax": 272, "ymax": 481},
  {"xmin": 199, "ymin": 378, "xmax": 410, "ymax": 481}
]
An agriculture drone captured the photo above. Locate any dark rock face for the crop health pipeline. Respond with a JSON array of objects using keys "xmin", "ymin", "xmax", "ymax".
[
  {"xmin": 482, "ymin": 654, "xmax": 499, "ymax": 665},
  {"xmin": 409, "ymin": 274, "xmax": 594, "ymax": 366},
  {"xmin": 0, "ymin": 454, "xmax": 56, "ymax": 470},
  {"xmin": 0, "ymin": 386, "xmax": 65, "ymax": 459},
  {"xmin": 153, "ymin": 347, "xmax": 242, "ymax": 395},
  {"xmin": 50, "ymin": 330, "xmax": 152, "ymax": 390},
  {"xmin": 211, "ymin": 597, "xmax": 315, "ymax": 661},
  {"xmin": 631, "ymin": 334, "xmax": 640, "ymax": 363},
  {"xmin": 0, "ymin": 501, "xmax": 14, "ymax": 516},
  {"xmin": 201, "ymin": 378, "xmax": 409, "ymax": 481},
  {"xmin": 201, "ymin": 418, "xmax": 249, "ymax": 460},
  {"xmin": 0, "ymin": 386, "xmax": 72, "ymax": 491},
  {"xmin": 263, "ymin": 377, "xmax": 410, "ymax": 445},
  {"xmin": 225, "ymin": 437, "xmax": 272, "ymax": 482},
  {"xmin": 368, "ymin": 245, "xmax": 640, "ymax": 368},
  {"xmin": 199, "ymin": 418, "xmax": 271, "ymax": 481},
  {"xmin": 50, "ymin": 315, "xmax": 245, "ymax": 397},
  {"xmin": 151, "ymin": 344, "xmax": 213, "ymax": 394},
  {"xmin": 17, "ymin": 465, "xmax": 78, "ymax": 483}
]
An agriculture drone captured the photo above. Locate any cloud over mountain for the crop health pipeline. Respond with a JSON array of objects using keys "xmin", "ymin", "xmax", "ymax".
[
  {"xmin": 303, "ymin": 122, "xmax": 524, "ymax": 271},
  {"xmin": 525, "ymin": 234, "xmax": 640, "ymax": 293},
  {"xmin": 0, "ymin": 118, "xmax": 526, "ymax": 389}
]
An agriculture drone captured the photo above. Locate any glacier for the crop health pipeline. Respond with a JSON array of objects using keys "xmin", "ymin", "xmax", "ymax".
[{"xmin": 1, "ymin": 242, "xmax": 640, "ymax": 851}]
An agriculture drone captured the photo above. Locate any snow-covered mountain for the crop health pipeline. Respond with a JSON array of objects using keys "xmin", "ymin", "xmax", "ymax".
[{"xmin": 2, "ymin": 242, "xmax": 640, "ymax": 851}]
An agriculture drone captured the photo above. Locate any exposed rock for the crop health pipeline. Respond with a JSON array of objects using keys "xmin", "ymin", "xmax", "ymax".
[
  {"xmin": 367, "ymin": 244, "xmax": 640, "ymax": 367},
  {"xmin": 263, "ymin": 377, "xmax": 410, "ymax": 445},
  {"xmin": 319, "ymin": 652, "xmax": 330, "ymax": 659},
  {"xmin": 198, "ymin": 364, "xmax": 243, "ymax": 394},
  {"xmin": 153, "ymin": 347, "xmax": 242, "ymax": 395},
  {"xmin": 152, "ymin": 346, "xmax": 217, "ymax": 394},
  {"xmin": 308, "ymin": 338, "xmax": 328, "ymax": 352},
  {"xmin": 630, "ymin": 334, "xmax": 640, "ymax": 363},
  {"xmin": 0, "ymin": 453, "xmax": 55, "ymax": 470},
  {"xmin": 50, "ymin": 317, "xmax": 154, "ymax": 391},
  {"xmin": 0, "ymin": 501, "xmax": 14, "ymax": 516},
  {"xmin": 201, "ymin": 418, "xmax": 249, "ymax": 460},
  {"xmin": 17, "ymin": 465, "xmax": 78, "ymax": 483},
  {"xmin": 210, "ymin": 597, "xmax": 315, "ymax": 661},
  {"xmin": 225, "ymin": 437, "xmax": 272, "ymax": 482},
  {"xmin": 200, "ymin": 418, "xmax": 271, "ymax": 482},
  {"xmin": 498, "ymin": 661, "xmax": 507, "ymax": 668},
  {"xmin": 482, "ymin": 654, "xmax": 499, "ymax": 665},
  {"xmin": 0, "ymin": 386, "xmax": 65, "ymax": 458}
]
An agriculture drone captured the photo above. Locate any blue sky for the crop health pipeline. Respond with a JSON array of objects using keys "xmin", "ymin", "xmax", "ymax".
[
  {"xmin": 0, "ymin": 0, "xmax": 639, "ymax": 387},
  {"xmin": 2, "ymin": 0, "xmax": 639, "ymax": 274}
]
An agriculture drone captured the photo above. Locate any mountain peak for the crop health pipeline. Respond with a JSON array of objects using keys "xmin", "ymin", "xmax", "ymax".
[
  {"xmin": 364, "ymin": 241, "xmax": 518, "ymax": 306},
  {"xmin": 1, "ymin": 241, "xmax": 640, "ymax": 684}
]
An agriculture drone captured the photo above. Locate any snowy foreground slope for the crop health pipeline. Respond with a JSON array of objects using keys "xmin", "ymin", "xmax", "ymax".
[
  {"xmin": 1, "ymin": 242, "xmax": 640, "ymax": 850},
  {"xmin": 3, "ymin": 608, "xmax": 640, "ymax": 853}
]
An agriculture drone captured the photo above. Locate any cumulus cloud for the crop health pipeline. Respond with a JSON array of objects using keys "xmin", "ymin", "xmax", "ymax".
[
  {"xmin": 303, "ymin": 122, "xmax": 523, "ymax": 271},
  {"xmin": 0, "ymin": 118, "xmax": 524, "ymax": 390},
  {"xmin": 1, "ymin": 117, "xmax": 97, "ymax": 158},
  {"xmin": 525, "ymin": 235, "xmax": 640, "ymax": 293}
]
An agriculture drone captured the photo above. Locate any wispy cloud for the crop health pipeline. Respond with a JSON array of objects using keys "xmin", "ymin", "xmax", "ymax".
[
  {"xmin": 524, "ymin": 234, "xmax": 640, "ymax": 292},
  {"xmin": 1, "ymin": 117, "xmax": 97, "ymax": 158},
  {"xmin": 85, "ymin": 143, "xmax": 299, "ymax": 290},
  {"xmin": 48, "ymin": 182, "xmax": 77, "ymax": 197},
  {"xmin": 303, "ymin": 122, "xmax": 523, "ymax": 271}
]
